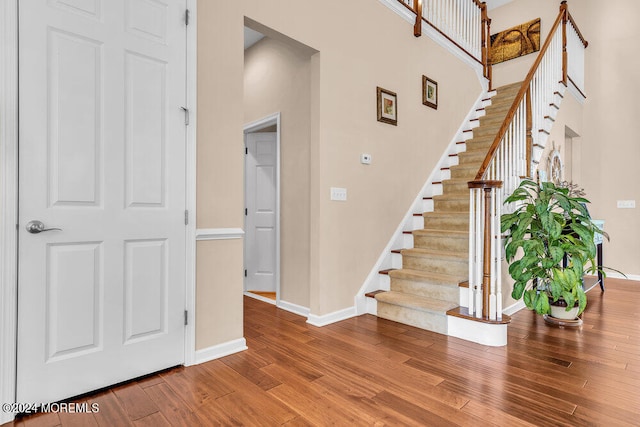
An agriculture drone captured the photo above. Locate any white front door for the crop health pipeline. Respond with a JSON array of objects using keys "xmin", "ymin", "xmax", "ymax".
[
  {"xmin": 245, "ymin": 132, "xmax": 278, "ymax": 293},
  {"xmin": 17, "ymin": 0, "xmax": 187, "ymax": 403}
]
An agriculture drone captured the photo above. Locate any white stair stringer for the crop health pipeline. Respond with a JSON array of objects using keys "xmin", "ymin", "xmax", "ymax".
[
  {"xmin": 355, "ymin": 87, "xmax": 496, "ymax": 316},
  {"xmin": 529, "ymin": 81, "xmax": 568, "ymax": 173}
]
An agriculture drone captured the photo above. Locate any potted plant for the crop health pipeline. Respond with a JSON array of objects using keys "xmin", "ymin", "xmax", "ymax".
[{"xmin": 501, "ymin": 179, "xmax": 604, "ymax": 319}]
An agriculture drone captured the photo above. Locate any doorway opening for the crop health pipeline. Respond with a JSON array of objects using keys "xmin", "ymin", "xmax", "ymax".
[{"xmin": 243, "ymin": 113, "xmax": 281, "ymax": 306}]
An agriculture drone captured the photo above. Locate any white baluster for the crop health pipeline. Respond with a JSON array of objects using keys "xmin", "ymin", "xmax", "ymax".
[
  {"xmin": 469, "ymin": 188, "xmax": 475, "ymax": 314},
  {"xmin": 489, "ymin": 187, "xmax": 497, "ymax": 320}
]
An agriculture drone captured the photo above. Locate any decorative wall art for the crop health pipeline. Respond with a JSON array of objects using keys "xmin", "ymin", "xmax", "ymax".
[
  {"xmin": 490, "ymin": 18, "xmax": 541, "ymax": 65},
  {"xmin": 422, "ymin": 76, "xmax": 438, "ymax": 109},
  {"xmin": 377, "ymin": 87, "xmax": 397, "ymax": 126}
]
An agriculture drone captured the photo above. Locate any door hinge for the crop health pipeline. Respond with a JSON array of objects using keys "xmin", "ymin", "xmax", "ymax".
[
  {"xmin": 244, "ymin": 269, "xmax": 247, "ymax": 277},
  {"xmin": 181, "ymin": 106, "xmax": 190, "ymax": 126},
  {"xmin": 245, "ymin": 147, "xmax": 248, "ymax": 155},
  {"xmin": 185, "ymin": 9, "xmax": 190, "ymax": 26},
  {"xmin": 184, "ymin": 209, "xmax": 189, "ymax": 225},
  {"xmin": 245, "ymin": 208, "xmax": 248, "ymax": 216},
  {"xmin": 184, "ymin": 310, "xmax": 188, "ymax": 326}
]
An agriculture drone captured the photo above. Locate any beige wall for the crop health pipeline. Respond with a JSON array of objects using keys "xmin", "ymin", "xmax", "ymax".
[
  {"xmin": 489, "ymin": 0, "xmax": 640, "ymax": 277},
  {"xmin": 244, "ymin": 37, "xmax": 314, "ymax": 308},
  {"xmin": 196, "ymin": 0, "xmax": 482, "ymax": 347},
  {"xmin": 195, "ymin": 240, "xmax": 244, "ymax": 350}
]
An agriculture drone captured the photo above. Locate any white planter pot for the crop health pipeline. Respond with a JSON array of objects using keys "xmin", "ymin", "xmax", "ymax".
[{"xmin": 549, "ymin": 304, "xmax": 579, "ymax": 320}]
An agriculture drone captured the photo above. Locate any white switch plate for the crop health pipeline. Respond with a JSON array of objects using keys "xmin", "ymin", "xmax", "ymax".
[
  {"xmin": 361, "ymin": 153, "xmax": 372, "ymax": 165},
  {"xmin": 617, "ymin": 200, "xmax": 636, "ymax": 209},
  {"xmin": 330, "ymin": 187, "xmax": 347, "ymax": 201}
]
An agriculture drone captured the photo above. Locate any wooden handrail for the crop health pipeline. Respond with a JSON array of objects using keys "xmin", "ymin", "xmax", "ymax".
[
  {"xmin": 474, "ymin": 4, "xmax": 566, "ymax": 181},
  {"xmin": 567, "ymin": 12, "xmax": 588, "ymax": 47}
]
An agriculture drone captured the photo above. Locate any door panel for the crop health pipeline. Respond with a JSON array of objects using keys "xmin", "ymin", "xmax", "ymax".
[
  {"xmin": 18, "ymin": 0, "xmax": 186, "ymax": 403},
  {"xmin": 245, "ymin": 132, "xmax": 277, "ymax": 293}
]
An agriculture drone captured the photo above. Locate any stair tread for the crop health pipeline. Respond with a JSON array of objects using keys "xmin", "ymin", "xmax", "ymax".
[
  {"xmin": 375, "ymin": 291, "xmax": 458, "ymax": 313},
  {"xmin": 412, "ymin": 228, "xmax": 468, "ymax": 237},
  {"xmin": 389, "ymin": 268, "xmax": 466, "ymax": 285}
]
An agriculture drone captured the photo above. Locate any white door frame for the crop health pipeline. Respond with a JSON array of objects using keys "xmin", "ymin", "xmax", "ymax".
[
  {"xmin": 0, "ymin": 1, "xmax": 198, "ymax": 421},
  {"xmin": 243, "ymin": 113, "xmax": 281, "ymax": 306}
]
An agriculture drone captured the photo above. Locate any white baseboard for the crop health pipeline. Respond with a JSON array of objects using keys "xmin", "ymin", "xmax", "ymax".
[
  {"xmin": 307, "ymin": 306, "xmax": 357, "ymax": 327},
  {"xmin": 244, "ymin": 291, "xmax": 276, "ymax": 305},
  {"xmin": 193, "ymin": 338, "xmax": 247, "ymax": 365},
  {"xmin": 503, "ymin": 300, "xmax": 526, "ymax": 316},
  {"xmin": 606, "ymin": 272, "xmax": 640, "ymax": 281},
  {"xmin": 277, "ymin": 300, "xmax": 310, "ymax": 317}
]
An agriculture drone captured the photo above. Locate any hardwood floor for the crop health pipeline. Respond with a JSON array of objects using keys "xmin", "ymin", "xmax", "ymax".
[{"xmin": 5, "ymin": 277, "xmax": 640, "ymax": 426}]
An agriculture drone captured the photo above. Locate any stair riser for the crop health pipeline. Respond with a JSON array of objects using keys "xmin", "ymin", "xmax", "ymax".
[
  {"xmin": 442, "ymin": 181, "xmax": 471, "ymax": 194},
  {"xmin": 423, "ymin": 216, "xmax": 469, "ymax": 231},
  {"xmin": 434, "ymin": 198, "xmax": 469, "ymax": 211},
  {"xmin": 376, "ymin": 302, "xmax": 448, "ymax": 334},
  {"xmin": 402, "ymin": 254, "xmax": 468, "ymax": 276},
  {"xmin": 456, "ymin": 153, "xmax": 487, "ymax": 166},
  {"xmin": 390, "ymin": 278, "xmax": 459, "ymax": 303},
  {"xmin": 450, "ymin": 167, "xmax": 478, "ymax": 180},
  {"xmin": 413, "ymin": 233, "xmax": 468, "ymax": 252}
]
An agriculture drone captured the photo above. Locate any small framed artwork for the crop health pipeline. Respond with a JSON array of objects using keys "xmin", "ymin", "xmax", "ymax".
[
  {"xmin": 377, "ymin": 87, "xmax": 397, "ymax": 126},
  {"xmin": 422, "ymin": 76, "xmax": 438, "ymax": 109}
]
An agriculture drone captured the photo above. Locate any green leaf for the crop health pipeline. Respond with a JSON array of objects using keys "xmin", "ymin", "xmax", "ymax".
[
  {"xmin": 562, "ymin": 291, "xmax": 575, "ymax": 310},
  {"xmin": 549, "ymin": 246, "xmax": 564, "ymax": 264},
  {"xmin": 512, "ymin": 281, "xmax": 526, "ymax": 299},
  {"xmin": 523, "ymin": 289, "xmax": 535, "ymax": 309}
]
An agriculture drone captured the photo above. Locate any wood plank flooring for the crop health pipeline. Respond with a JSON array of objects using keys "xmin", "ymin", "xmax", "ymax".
[{"xmin": 5, "ymin": 277, "xmax": 640, "ymax": 426}]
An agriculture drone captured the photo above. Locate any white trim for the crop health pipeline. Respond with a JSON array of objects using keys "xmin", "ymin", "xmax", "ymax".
[
  {"xmin": 196, "ymin": 228, "xmax": 245, "ymax": 241},
  {"xmin": 307, "ymin": 306, "xmax": 357, "ymax": 327},
  {"xmin": 377, "ymin": 0, "xmax": 416, "ymax": 25},
  {"xmin": 0, "ymin": 1, "xmax": 18, "ymax": 423},
  {"xmin": 502, "ymin": 300, "xmax": 526, "ymax": 316},
  {"xmin": 606, "ymin": 272, "xmax": 640, "ymax": 282},
  {"xmin": 243, "ymin": 113, "xmax": 281, "ymax": 305},
  {"xmin": 183, "ymin": 0, "xmax": 198, "ymax": 367},
  {"xmin": 193, "ymin": 338, "xmax": 248, "ymax": 365},
  {"xmin": 244, "ymin": 291, "xmax": 276, "ymax": 306},
  {"xmin": 278, "ymin": 300, "xmax": 311, "ymax": 318},
  {"xmin": 447, "ymin": 316, "xmax": 508, "ymax": 347}
]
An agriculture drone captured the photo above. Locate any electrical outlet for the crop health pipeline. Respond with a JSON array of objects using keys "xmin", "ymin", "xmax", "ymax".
[
  {"xmin": 330, "ymin": 187, "xmax": 347, "ymax": 201},
  {"xmin": 361, "ymin": 154, "xmax": 372, "ymax": 165},
  {"xmin": 617, "ymin": 200, "xmax": 636, "ymax": 209}
]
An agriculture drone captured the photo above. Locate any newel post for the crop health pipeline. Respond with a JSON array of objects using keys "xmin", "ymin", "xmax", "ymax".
[
  {"xmin": 468, "ymin": 180, "xmax": 502, "ymax": 319},
  {"xmin": 414, "ymin": 0, "xmax": 423, "ymax": 37},
  {"xmin": 561, "ymin": 1, "xmax": 568, "ymax": 85},
  {"xmin": 481, "ymin": 3, "xmax": 492, "ymax": 90}
]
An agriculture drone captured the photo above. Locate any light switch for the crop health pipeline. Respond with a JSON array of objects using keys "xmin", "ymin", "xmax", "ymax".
[
  {"xmin": 330, "ymin": 187, "xmax": 347, "ymax": 201},
  {"xmin": 617, "ymin": 200, "xmax": 636, "ymax": 209}
]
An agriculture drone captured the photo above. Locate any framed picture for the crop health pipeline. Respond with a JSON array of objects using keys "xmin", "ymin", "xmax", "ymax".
[
  {"xmin": 377, "ymin": 87, "xmax": 397, "ymax": 126},
  {"xmin": 422, "ymin": 76, "xmax": 438, "ymax": 109}
]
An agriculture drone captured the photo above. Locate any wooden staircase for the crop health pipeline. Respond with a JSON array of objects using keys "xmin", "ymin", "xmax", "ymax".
[{"xmin": 372, "ymin": 82, "xmax": 523, "ymax": 334}]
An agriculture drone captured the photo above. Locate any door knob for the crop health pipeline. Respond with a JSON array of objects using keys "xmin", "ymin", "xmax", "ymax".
[{"xmin": 25, "ymin": 220, "xmax": 62, "ymax": 234}]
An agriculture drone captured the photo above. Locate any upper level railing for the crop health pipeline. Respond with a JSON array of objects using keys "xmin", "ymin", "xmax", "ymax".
[
  {"xmin": 467, "ymin": 1, "xmax": 588, "ymax": 321},
  {"xmin": 397, "ymin": 0, "xmax": 492, "ymax": 86}
]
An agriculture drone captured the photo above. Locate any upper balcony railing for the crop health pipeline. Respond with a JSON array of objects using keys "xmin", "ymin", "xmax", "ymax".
[
  {"xmin": 467, "ymin": 1, "xmax": 588, "ymax": 321},
  {"xmin": 397, "ymin": 0, "xmax": 492, "ymax": 86}
]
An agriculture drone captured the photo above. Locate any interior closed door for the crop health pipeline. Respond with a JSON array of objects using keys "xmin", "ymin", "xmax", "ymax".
[
  {"xmin": 245, "ymin": 132, "xmax": 278, "ymax": 293},
  {"xmin": 17, "ymin": 0, "xmax": 187, "ymax": 403}
]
